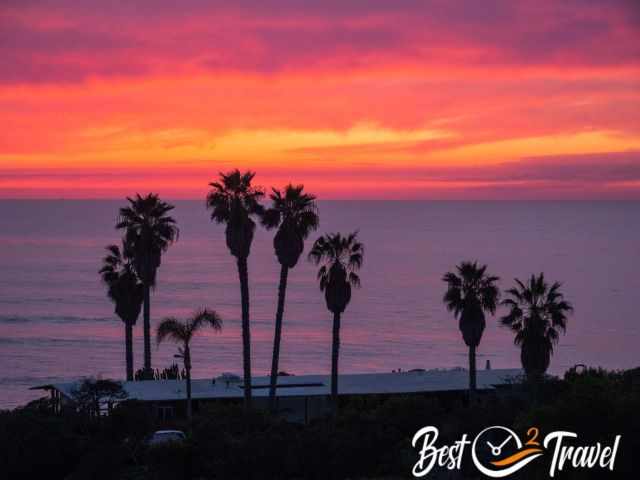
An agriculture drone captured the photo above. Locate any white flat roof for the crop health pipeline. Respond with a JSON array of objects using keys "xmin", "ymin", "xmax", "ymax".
[{"xmin": 43, "ymin": 368, "xmax": 523, "ymax": 402}]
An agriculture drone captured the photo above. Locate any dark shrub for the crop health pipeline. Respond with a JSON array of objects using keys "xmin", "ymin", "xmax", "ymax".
[
  {"xmin": 146, "ymin": 441, "xmax": 190, "ymax": 480},
  {"xmin": 0, "ymin": 409, "xmax": 84, "ymax": 478}
]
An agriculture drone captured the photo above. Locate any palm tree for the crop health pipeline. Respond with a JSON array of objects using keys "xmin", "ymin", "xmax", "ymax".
[
  {"xmin": 443, "ymin": 261, "xmax": 499, "ymax": 396},
  {"xmin": 262, "ymin": 184, "xmax": 319, "ymax": 413},
  {"xmin": 116, "ymin": 194, "xmax": 179, "ymax": 375},
  {"xmin": 206, "ymin": 170, "xmax": 264, "ymax": 408},
  {"xmin": 308, "ymin": 232, "xmax": 363, "ymax": 410},
  {"xmin": 500, "ymin": 273, "xmax": 573, "ymax": 382},
  {"xmin": 99, "ymin": 241, "xmax": 144, "ymax": 381},
  {"xmin": 156, "ymin": 309, "xmax": 222, "ymax": 422}
]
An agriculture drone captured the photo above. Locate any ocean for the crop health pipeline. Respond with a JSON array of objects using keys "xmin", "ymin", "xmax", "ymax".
[{"xmin": 0, "ymin": 200, "xmax": 638, "ymax": 408}]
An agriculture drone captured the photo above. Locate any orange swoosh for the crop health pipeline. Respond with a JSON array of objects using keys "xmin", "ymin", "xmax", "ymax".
[{"xmin": 491, "ymin": 448, "xmax": 543, "ymax": 467}]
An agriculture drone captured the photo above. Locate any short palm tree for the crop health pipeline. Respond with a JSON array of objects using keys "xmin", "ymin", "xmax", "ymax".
[
  {"xmin": 501, "ymin": 273, "xmax": 573, "ymax": 381},
  {"xmin": 262, "ymin": 184, "xmax": 319, "ymax": 413},
  {"xmin": 99, "ymin": 241, "xmax": 144, "ymax": 381},
  {"xmin": 156, "ymin": 309, "xmax": 222, "ymax": 422},
  {"xmin": 443, "ymin": 261, "xmax": 499, "ymax": 396},
  {"xmin": 116, "ymin": 194, "xmax": 178, "ymax": 375},
  {"xmin": 308, "ymin": 232, "xmax": 363, "ymax": 410},
  {"xmin": 206, "ymin": 170, "xmax": 264, "ymax": 408}
]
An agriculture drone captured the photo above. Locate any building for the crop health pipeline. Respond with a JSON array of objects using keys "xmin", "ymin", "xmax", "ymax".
[{"xmin": 34, "ymin": 368, "xmax": 523, "ymax": 422}]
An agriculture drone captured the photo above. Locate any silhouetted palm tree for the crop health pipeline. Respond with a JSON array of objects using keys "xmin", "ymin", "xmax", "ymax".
[
  {"xmin": 206, "ymin": 170, "xmax": 264, "ymax": 408},
  {"xmin": 308, "ymin": 232, "xmax": 363, "ymax": 410},
  {"xmin": 157, "ymin": 309, "xmax": 222, "ymax": 423},
  {"xmin": 501, "ymin": 273, "xmax": 573, "ymax": 381},
  {"xmin": 99, "ymin": 241, "xmax": 144, "ymax": 381},
  {"xmin": 116, "ymin": 194, "xmax": 179, "ymax": 374},
  {"xmin": 443, "ymin": 261, "xmax": 499, "ymax": 396},
  {"xmin": 262, "ymin": 184, "xmax": 319, "ymax": 412}
]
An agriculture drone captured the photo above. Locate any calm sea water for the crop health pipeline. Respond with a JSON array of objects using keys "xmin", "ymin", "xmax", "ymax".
[{"xmin": 0, "ymin": 200, "xmax": 638, "ymax": 408}]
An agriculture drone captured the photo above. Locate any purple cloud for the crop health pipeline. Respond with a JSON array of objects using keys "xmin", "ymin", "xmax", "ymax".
[{"xmin": 1, "ymin": 0, "xmax": 638, "ymax": 84}]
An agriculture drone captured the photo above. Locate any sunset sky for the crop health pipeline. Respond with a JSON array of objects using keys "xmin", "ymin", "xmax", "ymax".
[{"xmin": 1, "ymin": 0, "xmax": 639, "ymax": 199}]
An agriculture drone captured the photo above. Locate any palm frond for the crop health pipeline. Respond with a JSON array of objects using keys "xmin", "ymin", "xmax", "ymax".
[
  {"xmin": 156, "ymin": 317, "xmax": 188, "ymax": 345},
  {"xmin": 189, "ymin": 308, "xmax": 223, "ymax": 334},
  {"xmin": 348, "ymin": 271, "xmax": 361, "ymax": 288},
  {"xmin": 206, "ymin": 169, "xmax": 265, "ymax": 223},
  {"xmin": 500, "ymin": 273, "xmax": 572, "ymax": 356},
  {"xmin": 115, "ymin": 194, "xmax": 179, "ymax": 284},
  {"xmin": 261, "ymin": 208, "xmax": 281, "ymax": 229},
  {"xmin": 443, "ymin": 261, "xmax": 499, "ymax": 319},
  {"xmin": 309, "ymin": 231, "xmax": 363, "ymax": 292}
]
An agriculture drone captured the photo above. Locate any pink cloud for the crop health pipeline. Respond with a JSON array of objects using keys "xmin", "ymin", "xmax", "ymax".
[
  {"xmin": 1, "ymin": 151, "xmax": 638, "ymax": 199},
  {"xmin": 1, "ymin": 0, "xmax": 638, "ymax": 84}
]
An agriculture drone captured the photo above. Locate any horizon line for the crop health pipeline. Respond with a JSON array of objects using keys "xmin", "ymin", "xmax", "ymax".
[{"xmin": 1, "ymin": 197, "xmax": 639, "ymax": 202}]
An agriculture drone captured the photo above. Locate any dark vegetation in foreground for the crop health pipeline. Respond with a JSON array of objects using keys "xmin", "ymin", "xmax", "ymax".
[{"xmin": 1, "ymin": 368, "xmax": 638, "ymax": 479}]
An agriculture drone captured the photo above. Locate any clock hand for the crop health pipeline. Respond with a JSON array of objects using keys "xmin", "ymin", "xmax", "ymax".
[{"xmin": 497, "ymin": 436, "xmax": 512, "ymax": 450}]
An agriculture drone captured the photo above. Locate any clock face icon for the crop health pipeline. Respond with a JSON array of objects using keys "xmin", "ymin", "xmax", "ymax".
[
  {"xmin": 487, "ymin": 434, "xmax": 516, "ymax": 457},
  {"xmin": 471, "ymin": 426, "xmax": 544, "ymax": 478}
]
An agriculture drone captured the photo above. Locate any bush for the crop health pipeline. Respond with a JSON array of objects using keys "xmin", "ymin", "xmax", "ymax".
[
  {"xmin": 1, "ymin": 368, "xmax": 638, "ymax": 479},
  {"xmin": 146, "ymin": 441, "xmax": 190, "ymax": 480},
  {"xmin": 0, "ymin": 409, "xmax": 85, "ymax": 478}
]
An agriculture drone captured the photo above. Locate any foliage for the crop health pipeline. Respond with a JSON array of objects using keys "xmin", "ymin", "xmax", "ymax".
[
  {"xmin": 0, "ymin": 400, "xmax": 152, "ymax": 479},
  {"xmin": 206, "ymin": 169, "xmax": 264, "ymax": 259},
  {"xmin": 501, "ymin": 273, "xmax": 573, "ymax": 379},
  {"xmin": 442, "ymin": 260, "xmax": 499, "ymax": 347},
  {"xmin": 308, "ymin": 231, "xmax": 363, "ymax": 314},
  {"xmin": 1, "ymin": 368, "xmax": 638, "ymax": 479},
  {"xmin": 0, "ymin": 408, "xmax": 85, "ymax": 478},
  {"xmin": 262, "ymin": 183, "xmax": 319, "ymax": 268},
  {"xmin": 99, "ymin": 241, "xmax": 144, "ymax": 326},
  {"xmin": 116, "ymin": 194, "xmax": 179, "ymax": 286},
  {"xmin": 71, "ymin": 378, "xmax": 128, "ymax": 417},
  {"xmin": 146, "ymin": 441, "xmax": 190, "ymax": 480},
  {"xmin": 156, "ymin": 308, "xmax": 223, "ymax": 347},
  {"xmin": 134, "ymin": 364, "xmax": 186, "ymax": 381}
]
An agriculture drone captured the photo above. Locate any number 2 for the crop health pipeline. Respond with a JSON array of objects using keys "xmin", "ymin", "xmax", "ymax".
[{"xmin": 525, "ymin": 427, "xmax": 540, "ymax": 447}]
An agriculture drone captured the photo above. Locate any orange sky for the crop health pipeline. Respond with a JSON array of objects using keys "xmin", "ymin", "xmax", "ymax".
[{"xmin": 1, "ymin": 1, "xmax": 639, "ymax": 199}]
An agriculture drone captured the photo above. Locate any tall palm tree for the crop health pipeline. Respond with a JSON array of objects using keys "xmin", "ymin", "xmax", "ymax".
[
  {"xmin": 501, "ymin": 273, "xmax": 573, "ymax": 381},
  {"xmin": 206, "ymin": 170, "xmax": 264, "ymax": 408},
  {"xmin": 157, "ymin": 309, "xmax": 222, "ymax": 423},
  {"xmin": 443, "ymin": 261, "xmax": 500, "ymax": 396},
  {"xmin": 99, "ymin": 241, "xmax": 144, "ymax": 381},
  {"xmin": 308, "ymin": 232, "xmax": 363, "ymax": 410},
  {"xmin": 116, "ymin": 194, "xmax": 179, "ymax": 374},
  {"xmin": 262, "ymin": 184, "xmax": 319, "ymax": 413}
]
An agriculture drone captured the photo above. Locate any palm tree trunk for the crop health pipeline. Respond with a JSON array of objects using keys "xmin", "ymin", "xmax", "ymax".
[
  {"xmin": 469, "ymin": 345, "xmax": 477, "ymax": 401},
  {"xmin": 185, "ymin": 346, "xmax": 192, "ymax": 424},
  {"xmin": 125, "ymin": 322, "xmax": 134, "ymax": 381},
  {"xmin": 331, "ymin": 311, "xmax": 341, "ymax": 412},
  {"xmin": 269, "ymin": 265, "xmax": 289, "ymax": 413},
  {"xmin": 143, "ymin": 284, "xmax": 152, "ymax": 373},
  {"xmin": 237, "ymin": 257, "xmax": 252, "ymax": 408}
]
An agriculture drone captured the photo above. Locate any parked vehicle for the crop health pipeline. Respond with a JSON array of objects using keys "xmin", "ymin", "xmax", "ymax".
[{"xmin": 147, "ymin": 430, "xmax": 186, "ymax": 446}]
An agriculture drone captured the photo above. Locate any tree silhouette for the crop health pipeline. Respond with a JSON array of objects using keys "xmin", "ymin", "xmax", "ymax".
[
  {"xmin": 206, "ymin": 170, "xmax": 264, "ymax": 408},
  {"xmin": 157, "ymin": 308, "xmax": 222, "ymax": 423},
  {"xmin": 501, "ymin": 273, "xmax": 573, "ymax": 382},
  {"xmin": 99, "ymin": 241, "xmax": 144, "ymax": 381},
  {"xmin": 443, "ymin": 261, "xmax": 499, "ymax": 397},
  {"xmin": 308, "ymin": 232, "xmax": 363, "ymax": 412},
  {"xmin": 71, "ymin": 379, "xmax": 127, "ymax": 418},
  {"xmin": 116, "ymin": 194, "xmax": 178, "ymax": 375},
  {"xmin": 262, "ymin": 184, "xmax": 319, "ymax": 413}
]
